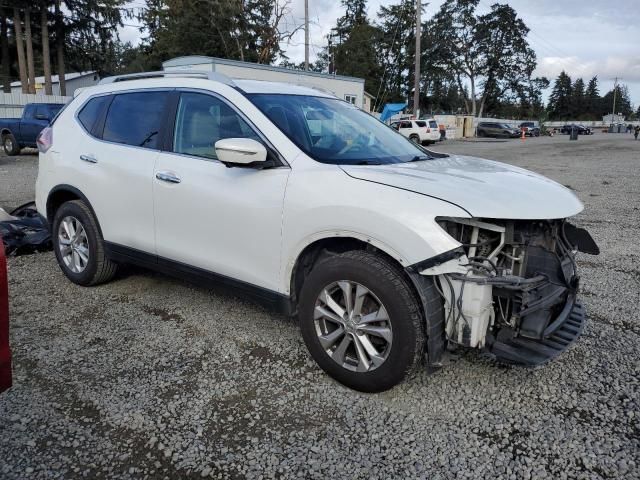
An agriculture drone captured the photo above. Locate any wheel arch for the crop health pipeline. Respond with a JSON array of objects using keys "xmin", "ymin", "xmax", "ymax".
[
  {"xmin": 0, "ymin": 128, "xmax": 12, "ymax": 137},
  {"xmin": 287, "ymin": 232, "xmax": 410, "ymax": 312},
  {"xmin": 46, "ymin": 185, "xmax": 103, "ymax": 236}
]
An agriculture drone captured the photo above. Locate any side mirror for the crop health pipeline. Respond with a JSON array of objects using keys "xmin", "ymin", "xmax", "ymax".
[
  {"xmin": 35, "ymin": 113, "xmax": 49, "ymax": 121},
  {"xmin": 215, "ymin": 138, "xmax": 267, "ymax": 167}
]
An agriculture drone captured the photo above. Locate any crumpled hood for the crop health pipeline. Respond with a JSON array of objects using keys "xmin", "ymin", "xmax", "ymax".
[{"xmin": 341, "ymin": 154, "xmax": 583, "ymax": 219}]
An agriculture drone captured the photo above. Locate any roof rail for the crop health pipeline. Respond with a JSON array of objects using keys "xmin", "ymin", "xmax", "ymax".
[{"xmin": 98, "ymin": 70, "xmax": 236, "ymax": 87}]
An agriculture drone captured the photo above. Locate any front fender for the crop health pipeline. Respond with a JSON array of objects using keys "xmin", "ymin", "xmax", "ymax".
[{"xmin": 280, "ymin": 165, "xmax": 468, "ymax": 293}]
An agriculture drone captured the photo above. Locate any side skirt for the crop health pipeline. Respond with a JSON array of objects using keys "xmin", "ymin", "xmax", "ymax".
[{"xmin": 104, "ymin": 242, "xmax": 293, "ymax": 316}]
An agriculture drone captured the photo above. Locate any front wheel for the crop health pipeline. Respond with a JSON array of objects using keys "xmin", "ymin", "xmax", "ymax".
[{"xmin": 298, "ymin": 250, "xmax": 425, "ymax": 392}]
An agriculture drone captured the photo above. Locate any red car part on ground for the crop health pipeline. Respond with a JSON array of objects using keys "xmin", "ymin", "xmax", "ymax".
[{"xmin": 0, "ymin": 238, "xmax": 11, "ymax": 392}]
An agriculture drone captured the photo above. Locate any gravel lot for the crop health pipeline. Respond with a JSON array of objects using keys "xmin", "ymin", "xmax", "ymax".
[{"xmin": 1, "ymin": 134, "xmax": 638, "ymax": 479}]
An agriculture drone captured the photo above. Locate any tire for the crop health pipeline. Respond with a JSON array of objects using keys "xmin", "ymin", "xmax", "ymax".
[
  {"xmin": 3, "ymin": 133, "xmax": 20, "ymax": 156},
  {"xmin": 298, "ymin": 250, "xmax": 425, "ymax": 393},
  {"xmin": 52, "ymin": 200, "xmax": 117, "ymax": 286},
  {"xmin": 409, "ymin": 134, "xmax": 420, "ymax": 144},
  {"xmin": 477, "ymin": 130, "xmax": 485, "ymax": 137}
]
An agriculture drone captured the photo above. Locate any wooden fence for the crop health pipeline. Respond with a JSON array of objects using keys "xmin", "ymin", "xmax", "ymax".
[{"xmin": 0, "ymin": 92, "xmax": 71, "ymax": 118}]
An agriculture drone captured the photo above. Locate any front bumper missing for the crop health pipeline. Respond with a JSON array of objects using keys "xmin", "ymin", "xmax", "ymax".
[{"xmin": 486, "ymin": 299, "xmax": 586, "ymax": 366}]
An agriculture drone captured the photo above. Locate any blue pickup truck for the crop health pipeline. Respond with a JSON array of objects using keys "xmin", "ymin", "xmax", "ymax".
[{"xmin": 0, "ymin": 103, "xmax": 65, "ymax": 155}]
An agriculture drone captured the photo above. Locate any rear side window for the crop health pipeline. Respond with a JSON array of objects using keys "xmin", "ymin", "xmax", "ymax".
[
  {"xmin": 103, "ymin": 92, "xmax": 167, "ymax": 149},
  {"xmin": 78, "ymin": 96, "xmax": 110, "ymax": 134},
  {"xmin": 415, "ymin": 121, "xmax": 426, "ymax": 128}
]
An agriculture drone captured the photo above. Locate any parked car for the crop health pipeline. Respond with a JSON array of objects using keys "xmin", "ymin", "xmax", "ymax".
[
  {"xmin": 0, "ymin": 236, "xmax": 10, "ymax": 393},
  {"xmin": 390, "ymin": 119, "xmax": 440, "ymax": 145},
  {"xmin": 35, "ymin": 71, "xmax": 598, "ymax": 392},
  {"xmin": 519, "ymin": 121, "xmax": 540, "ymax": 137},
  {"xmin": 476, "ymin": 122, "xmax": 520, "ymax": 138},
  {"xmin": 0, "ymin": 102, "xmax": 65, "ymax": 155},
  {"xmin": 560, "ymin": 124, "xmax": 592, "ymax": 135}
]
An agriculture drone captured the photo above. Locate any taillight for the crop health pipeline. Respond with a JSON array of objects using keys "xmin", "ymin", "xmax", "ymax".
[
  {"xmin": 426, "ymin": 128, "xmax": 431, "ymax": 133},
  {"xmin": 36, "ymin": 127, "xmax": 53, "ymax": 153}
]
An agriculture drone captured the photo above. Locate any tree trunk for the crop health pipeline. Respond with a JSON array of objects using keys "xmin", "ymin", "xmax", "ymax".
[
  {"xmin": 477, "ymin": 93, "xmax": 486, "ymax": 119},
  {"xmin": 13, "ymin": 8, "xmax": 28, "ymax": 94},
  {"xmin": 54, "ymin": 0, "xmax": 65, "ymax": 96},
  {"xmin": 469, "ymin": 75, "xmax": 477, "ymax": 116},
  {"xmin": 0, "ymin": 10, "xmax": 10, "ymax": 93},
  {"xmin": 456, "ymin": 75, "xmax": 470, "ymax": 114},
  {"xmin": 41, "ymin": 4, "xmax": 53, "ymax": 95},
  {"xmin": 24, "ymin": 7, "xmax": 36, "ymax": 94}
]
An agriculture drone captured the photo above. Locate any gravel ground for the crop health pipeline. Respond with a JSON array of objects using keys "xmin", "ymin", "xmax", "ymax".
[{"xmin": 1, "ymin": 133, "xmax": 638, "ymax": 479}]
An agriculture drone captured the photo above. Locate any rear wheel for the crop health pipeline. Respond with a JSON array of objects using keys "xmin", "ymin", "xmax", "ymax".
[
  {"xmin": 409, "ymin": 134, "xmax": 420, "ymax": 144},
  {"xmin": 2, "ymin": 134, "xmax": 20, "ymax": 156},
  {"xmin": 52, "ymin": 200, "xmax": 117, "ymax": 286},
  {"xmin": 298, "ymin": 250, "xmax": 425, "ymax": 392}
]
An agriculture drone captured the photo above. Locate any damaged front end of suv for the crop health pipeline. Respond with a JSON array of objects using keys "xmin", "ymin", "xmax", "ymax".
[{"xmin": 419, "ymin": 217, "xmax": 599, "ymax": 366}]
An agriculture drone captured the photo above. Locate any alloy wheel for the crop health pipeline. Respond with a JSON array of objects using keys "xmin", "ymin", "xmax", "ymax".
[
  {"xmin": 57, "ymin": 216, "xmax": 90, "ymax": 273},
  {"xmin": 314, "ymin": 281, "xmax": 393, "ymax": 372}
]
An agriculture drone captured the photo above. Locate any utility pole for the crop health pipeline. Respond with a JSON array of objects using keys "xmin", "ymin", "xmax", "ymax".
[
  {"xmin": 611, "ymin": 76, "xmax": 621, "ymax": 119},
  {"xmin": 304, "ymin": 0, "xmax": 309, "ymax": 71},
  {"xmin": 413, "ymin": 0, "xmax": 421, "ymax": 118}
]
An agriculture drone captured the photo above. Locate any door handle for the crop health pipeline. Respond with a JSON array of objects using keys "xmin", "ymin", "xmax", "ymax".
[
  {"xmin": 155, "ymin": 171, "xmax": 181, "ymax": 184},
  {"xmin": 80, "ymin": 154, "xmax": 97, "ymax": 164}
]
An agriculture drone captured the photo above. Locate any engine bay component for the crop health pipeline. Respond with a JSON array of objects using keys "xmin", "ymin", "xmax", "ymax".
[{"xmin": 422, "ymin": 216, "xmax": 599, "ymax": 365}]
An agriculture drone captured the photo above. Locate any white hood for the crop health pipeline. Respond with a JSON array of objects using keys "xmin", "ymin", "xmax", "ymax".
[{"xmin": 341, "ymin": 155, "xmax": 583, "ymax": 220}]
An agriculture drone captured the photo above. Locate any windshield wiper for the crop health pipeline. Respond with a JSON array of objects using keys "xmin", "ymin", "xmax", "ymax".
[
  {"xmin": 139, "ymin": 131, "xmax": 158, "ymax": 147},
  {"xmin": 355, "ymin": 160, "xmax": 382, "ymax": 165},
  {"xmin": 409, "ymin": 155, "xmax": 432, "ymax": 162}
]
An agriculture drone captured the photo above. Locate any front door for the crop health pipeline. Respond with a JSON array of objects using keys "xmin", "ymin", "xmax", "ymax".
[{"xmin": 153, "ymin": 91, "xmax": 289, "ymax": 292}]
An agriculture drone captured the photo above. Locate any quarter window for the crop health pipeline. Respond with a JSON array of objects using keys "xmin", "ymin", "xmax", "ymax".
[
  {"xmin": 78, "ymin": 96, "xmax": 110, "ymax": 134},
  {"xmin": 172, "ymin": 92, "xmax": 260, "ymax": 160},
  {"xmin": 103, "ymin": 92, "xmax": 167, "ymax": 149}
]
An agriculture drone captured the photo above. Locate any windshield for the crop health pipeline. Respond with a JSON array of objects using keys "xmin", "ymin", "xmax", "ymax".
[{"xmin": 248, "ymin": 94, "xmax": 433, "ymax": 165}]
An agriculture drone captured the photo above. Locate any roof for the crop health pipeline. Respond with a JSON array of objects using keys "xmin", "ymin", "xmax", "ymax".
[
  {"xmin": 10, "ymin": 71, "xmax": 97, "ymax": 87},
  {"xmin": 364, "ymin": 91, "xmax": 376, "ymax": 99},
  {"xmin": 163, "ymin": 56, "xmax": 365, "ymax": 84},
  {"xmin": 233, "ymin": 79, "xmax": 334, "ymax": 97}
]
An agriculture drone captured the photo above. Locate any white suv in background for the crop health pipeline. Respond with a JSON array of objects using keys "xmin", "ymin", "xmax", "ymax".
[
  {"xmin": 390, "ymin": 119, "xmax": 440, "ymax": 145},
  {"xmin": 35, "ymin": 71, "xmax": 598, "ymax": 392}
]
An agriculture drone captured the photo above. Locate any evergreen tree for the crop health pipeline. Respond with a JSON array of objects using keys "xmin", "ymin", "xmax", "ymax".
[
  {"xmin": 547, "ymin": 71, "xmax": 572, "ymax": 119},
  {"xmin": 570, "ymin": 78, "xmax": 585, "ymax": 119},
  {"xmin": 584, "ymin": 76, "xmax": 600, "ymax": 119}
]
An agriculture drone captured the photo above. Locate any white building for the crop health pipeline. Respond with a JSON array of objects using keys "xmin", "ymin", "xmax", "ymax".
[
  {"xmin": 11, "ymin": 71, "xmax": 100, "ymax": 97},
  {"xmin": 602, "ymin": 113, "xmax": 625, "ymax": 124},
  {"xmin": 163, "ymin": 56, "xmax": 371, "ymax": 111}
]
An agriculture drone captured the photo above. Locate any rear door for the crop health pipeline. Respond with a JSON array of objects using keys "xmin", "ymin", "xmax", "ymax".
[
  {"xmin": 73, "ymin": 90, "xmax": 170, "ymax": 254},
  {"xmin": 152, "ymin": 90, "xmax": 290, "ymax": 291}
]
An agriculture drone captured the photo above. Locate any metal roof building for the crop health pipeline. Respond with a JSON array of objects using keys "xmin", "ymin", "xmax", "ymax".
[{"xmin": 162, "ymin": 56, "xmax": 371, "ymax": 111}]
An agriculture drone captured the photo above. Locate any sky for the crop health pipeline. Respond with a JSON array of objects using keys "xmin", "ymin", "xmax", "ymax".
[{"xmin": 119, "ymin": 0, "xmax": 640, "ymax": 108}]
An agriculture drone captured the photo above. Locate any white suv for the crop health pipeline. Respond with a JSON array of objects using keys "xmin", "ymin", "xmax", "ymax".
[
  {"xmin": 35, "ymin": 71, "xmax": 598, "ymax": 392},
  {"xmin": 390, "ymin": 119, "xmax": 440, "ymax": 145}
]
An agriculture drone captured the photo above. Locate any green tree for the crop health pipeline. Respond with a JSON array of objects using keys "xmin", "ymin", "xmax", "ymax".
[
  {"xmin": 430, "ymin": 0, "xmax": 537, "ymax": 116},
  {"xmin": 601, "ymin": 84, "xmax": 633, "ymax": 118},
  {"xmin": 331, "ymin": 0, "xmax": 384, "ymax": 103},
  {"xmin": 375, "ymin": 0, "xmax": 418, "ymax": 108},
  {"xmin": 584, "ymin": 76, "xmax": 600, "ymax": 119},
  {"xmin": 570, "ymin": 78, "xmax": 585, "ymax": 118},
  {"xmin": 547, "ymin": 71, "xmax": 572, "ymax": 119}
]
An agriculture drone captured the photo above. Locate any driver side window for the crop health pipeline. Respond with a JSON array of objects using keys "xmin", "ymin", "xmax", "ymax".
[{"xmin": 173, "ymin": 93, "xmax": 260, "ymax": 161}]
